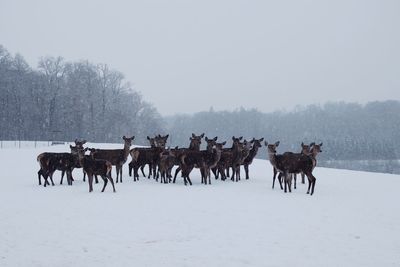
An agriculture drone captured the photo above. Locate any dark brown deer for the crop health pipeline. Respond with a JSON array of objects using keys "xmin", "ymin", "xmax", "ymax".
[
  {"xmin": 128, "ymin": 135, "xmax": 168, "ymax": 180},
  {"xmin": 37, "ymin": 139, "xmax": 86, "ymax": 186},
  {"xmin": 172, "ymin": 133, "xmax": 204, "ymax": 182},
  {"xmin": 231, "ymin": 139, "xmax": 252, "ymax": 182},
  {"xmin": 129, "ymin": 136, "xmax": 157, "ymax": 180},
  {"xmin": 240, "ymin": 138, "xmax": 264, "ymax": 180},
  {"xmin": 292, "ymin": 142, "xmax": 314, "ymax": 187},
  {"xmin": 179, "ymin": 138, "xmax": 223, "ymax": 185},
  {"xmin": 77, "ymin": 147, "xmax": 116, "ymax": 193},
  {"xmin": 213, "ymin": 136, "xmax": 243, "ymax": 181},
  {"xmin": 266, "ymin": 141, "xmax": 317, "ymax": 195},
  {"xmin": 157, "ymin": 147, "xmax": 178, "ymax": 184},
  {"xmin": 37, "ymin": 152, "xmax": 76, "ymax": 187},
  {"xmin": 89, "ymin": 136, "xmax": 134, "ymax": 183}
]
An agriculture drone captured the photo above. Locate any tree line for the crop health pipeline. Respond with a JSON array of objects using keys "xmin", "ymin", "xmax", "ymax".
[
  {"xmin": 165, "ymin": 102, "xmax": 400, "ymax": 161},
  {"xmin": 0, "ymin": 45, "xmax": 164, "ymax": 144}
]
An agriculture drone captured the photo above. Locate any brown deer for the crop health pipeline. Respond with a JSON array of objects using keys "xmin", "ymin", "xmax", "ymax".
[
  {"xmin": 37, "ymin": 139, "xmax": 86, "ymax": 186},
  {"xmin": 89, "ymin": 136, "xmax": 134, "ymax": 183},
  {"xmin": 172, "ymin": 133, "xmax": 204, "ymax": 182},
  {"xmin": 231, "ymin": 139, "xmax": 252, "ymax": 182},
  {"xmin": 241, "ymin": 138, "xmax": 264, "ymax": 180},
  {"xmin": 266, "ymin": 141, "xmax": 317, "ymax": 195},
  {"xmin": 128, "ymin": 135, "xmax": 168, "ymax": 181},
  {"xmin": 179, "ymin": 137, "xmax": 223, "ymax": 185},
  {"xmin": 213, "ymin": 136, "xmax": 243, "ymax": 181},
  {"xmin": 157, "ymin": 147, "xmax": 178, "ymax": 184},
  {"xmin": 77, "ymin": 147, "xmax": 116, "ymax": 193}
]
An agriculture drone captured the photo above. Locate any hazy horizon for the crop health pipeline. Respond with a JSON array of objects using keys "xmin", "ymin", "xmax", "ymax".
[{"xmin": 1, "ymin": 0, "xmax": 399, "ymax": 116}]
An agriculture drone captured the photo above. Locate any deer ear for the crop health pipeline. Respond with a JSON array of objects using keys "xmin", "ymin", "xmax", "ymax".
[
  {"xmin": 205, "ymin": 137, "xmax": 209, "ymax": 141},
  {"xmin": 232, "ymin": 136, "xmax": 235, "ymax": 140},
  {"xmin": 82, "ymin": 140, "xmax": 87, "ymax": 144},
  {"xmin": 147, "ymin": 136, "xmax": 150, "ymax": 140},
  {"xmin": 175, "ymin": 146, "xmax": 179, "ymax": 149},
  {"xmin": 131, "ymin": 136, "xmax": 135, "ymax": 140},
  {"xmin": 70, "ymin": 145, "xmax": 73, "ymax": 149},
  {"xmin": 123, "ymin": 136, "xmax": 126, "ymax": 140},
  {"xmin": 260, "ymin": 138, "xmax": 264, "ymax": 142},
  {"xmin": 213, "ymin": 136, "xmax": 218, "ymax": 141},
  {"xmin": 222, "ymin": 141, "xmax": 226, "ymax": 145},
  {"xmin": 200, "ymin": 133, "xmax": 205, "ymax": 138},
  {"xmin": 275, "ymin": 141, "xmax": 280, "ymax": 147},
  {"xmin": 239, "ymin": 136, "xmax": 243, "ymax": 140},
  {"xmin": 264, "ymin": 141, "xmax": 268, "ymax": 146},
  {"xmin": 310, "ymin": 142, "xmax": 315, "ymax": 147},
  {"xmin": 192, "ymin": 133, "xmax": 196, "ymax": 138},
  {"xmin": 165, "ymin": 134, "xmax": 169, "ymax": 139},
  {"xmin": 75, "ymin": 139, "xmax": 78, "ymax": 143},
  {"xmin": 319, "ymin": 142, "xmax": 323, "ymax": 146}
]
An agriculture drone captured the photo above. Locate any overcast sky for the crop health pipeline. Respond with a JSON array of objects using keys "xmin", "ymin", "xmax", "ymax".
[{"xmin": 1, "ymin": 0, "xmax": 399, "ymax": 116}]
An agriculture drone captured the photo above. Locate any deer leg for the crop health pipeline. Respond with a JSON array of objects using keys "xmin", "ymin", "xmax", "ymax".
[
  {"xmin": 60, "ymin": 170, "xmax": 65, "ymax": 185},
  {"xmin": 83, "ymin": 170, "xmax": 86, "ymax": 182},
  {"xmin": 100, "ymin": 175, "xmax": 108, "ymax": 192},
  {"xmin": 49, "ymin": 171, "xmax": 55, "ymax": 186},
  {"xmin": 128, "ymin": 162, "xmax": 133, "ymax": 177},
  {"xmin": 272, "ymin": 167, "xmax": 277, "ymax": 189},
  {"xmin": 95, "ymin": 175, "xmax": 99, "ymax": 184},
  {"xmin": 310, "ymin": 173, "xmax": 316, "ymax": 196},
  {"xmin": 301, "ymin": 172, "xmax": 305, "ymax": 184},
  {"xmin": 119, "ymin": 165, "xmax": 123, "ymax": 183},
  {"xmin": 108, "ymin": 172, "xmax": 116, "ymax": 193},
  {"xmin": 288, "ymin": 173, "xmax": 292, "ymax": 193},
  {"xmin": 284, "ymin": 172, "xmax": 288, "ymax": 193},
  {"xmin": 293, "ymin": 173, "xmax": 297, "ymax": 189},
  {"xmin": 306, "ymin": 172, "xmax": 313, "ymax": 194},
  {"xmin": 88, "ymin": 174, "xmax": 93, "ymax": 192},
  {"xmin": 147, "ymin": 164, "xmax": 152, "ymax": 178},
  {"xmin": 140, "ymin": 165, "xmax": 146, "ymax": 177},
  {"xmin": 244, "ymin": 164, "xmax": 249, "ymax": 180},
  {"xmin": 38, "ymin": 170, "xmax": 42, "ymax": 185},
  {"xmin": 173, "ymin": 167, "xmax": 181, "ymax": 183}
]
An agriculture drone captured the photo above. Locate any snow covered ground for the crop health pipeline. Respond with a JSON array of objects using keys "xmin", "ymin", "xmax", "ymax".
[{"xmin": 1, "ymin": 143, "xmax": 399, "ymax": 267}]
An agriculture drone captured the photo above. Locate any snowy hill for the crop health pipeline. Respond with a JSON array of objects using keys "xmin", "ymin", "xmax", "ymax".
[{"xmin": 1, "ymin": 143, "xmax": 399, "ymax": 267}]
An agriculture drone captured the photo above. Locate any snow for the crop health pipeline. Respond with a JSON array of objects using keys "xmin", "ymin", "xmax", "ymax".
[{"xmin": 1, "ymin": 143, "xmax": 399, "ymax": 267}]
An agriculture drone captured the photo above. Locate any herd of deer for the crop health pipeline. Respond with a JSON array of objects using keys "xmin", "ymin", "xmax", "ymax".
[{"xmin": 36, "ymin": 134, "xmax": 322, "ymax": 195}]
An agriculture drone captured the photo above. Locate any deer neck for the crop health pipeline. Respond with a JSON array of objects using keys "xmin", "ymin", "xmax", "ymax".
[
  {"xmin": 268, "ymin": 151, "xmax": 278, "ymax": 167},
  {"xmin": 123, "ymin": 143, "xmax": 131, "ymax": 160},
  {"xmin": 209, "ymin": 149, "xmax": 222, "ymax": 168}
]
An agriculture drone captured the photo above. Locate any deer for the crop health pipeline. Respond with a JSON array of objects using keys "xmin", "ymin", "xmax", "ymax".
[
  {"xmin": 89, "ymin": 136, "xmax": 134, "ymax": 183},
  {"xmin": 172, "ymin": 133, "xmax": 204, "ymax": 182},
  {"xmin": 37, "ymin": 139, "xmax": 86, "ymax": 186},
  {"xmin": 291, "ymin": 142, "xmax": 315, "ymax": 187},
  {"xmin": 236, "ymin": 138, "xmax": 264, "ymax": 180},
  {"xmin": 128, "ymin": 135, "xmax": 168, "ymax": 181},
  {"xmin": 266, "ymin": 141, "xmax": 317, "ymax": 195},
  {"xmin": 179, "ymin": 137, "xmax": 223, "ymax": 185},
  {"xmin": 157, "ymin": 147, "xmax": 178, "ymax": 184},
  {"xmin": 231, "ymin": 139, "xmax": 252, "ymax": 182},
  {"xmin": 212, "ymin": 136, "xmax": 243, "ymax": 181},
  {"xmin": 37, "ymin": 152, "xmax": 76, "ymax": 187},
  {"xmin": 77, "ymin": 147, "xmax": 116, "ymax": 193},
  {"xmin": 278, "ymin": 142, "xmax": 322, "ymax": 189}
]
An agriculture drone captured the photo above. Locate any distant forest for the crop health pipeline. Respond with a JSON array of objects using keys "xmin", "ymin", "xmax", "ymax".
[
  {"xmin": 165, "ymin": 102, "xmax": 400, "ymax": 162},
  {"xmin": 0, "ymin": 45, "xmax": 164, "ymax": 144},
  {"xmin": 1, "ymin": 45, "xmax": 399, "ymax": 168}
]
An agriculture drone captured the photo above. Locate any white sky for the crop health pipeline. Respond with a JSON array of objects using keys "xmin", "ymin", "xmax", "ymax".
[{"xmin": 1, "ymin": 0, "xmax": 399, "ymax": 115}]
